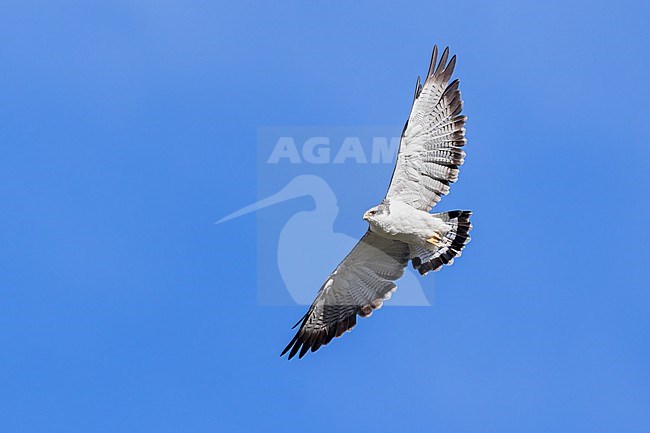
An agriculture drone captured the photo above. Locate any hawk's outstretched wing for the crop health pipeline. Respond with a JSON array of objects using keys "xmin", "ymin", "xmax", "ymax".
[
  {"xmin": 386, "ymin": 46, "xmax": 467, "ymax": 211},
  {"xmin": 281, "ymin": 231, "xmax": 409, "ymax": 359}
]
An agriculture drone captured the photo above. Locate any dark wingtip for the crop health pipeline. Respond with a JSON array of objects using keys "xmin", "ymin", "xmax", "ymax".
[
  {"xmin": 291, "ymin": 314, "xmax": 306, "ymax": 329},
  {"xmin": 287, "ymin": 338, "xmax": 302, "ymax": 359},
  {"xmin": 413, "ymin": 75, "xmax": 422, "ymax": 102},
  {"xmin": 442, "ymin": 55, "xmax": 457, "ymax": 82},
  {"xmin": 280, "ymin": 331, "xmax": 300, "ymax": 358},
  {"xmin": 435, "ymin": 47, "xmax": 450, "ymax": 76},
  {"xmin": 427, "ymin": 45, "xmax": 439, "ymax": 77},
  {"xmin": 282, "ymin": 311, "xmax": 364, "ymax": 360},
  {"xmin": 298, "ymin": 343, "xmax": 311, "ymax": 359}
]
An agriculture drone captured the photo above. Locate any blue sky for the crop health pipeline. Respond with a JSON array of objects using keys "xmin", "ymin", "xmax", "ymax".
[{"xmin": 1, "ymin": 0, "xmax": 649, "ymax": 432}]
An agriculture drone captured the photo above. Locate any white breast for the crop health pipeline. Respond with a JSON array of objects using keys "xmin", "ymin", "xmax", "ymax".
[{"xmin": 372, "ymin": 201, "xmax": 450, "ymax": 245}]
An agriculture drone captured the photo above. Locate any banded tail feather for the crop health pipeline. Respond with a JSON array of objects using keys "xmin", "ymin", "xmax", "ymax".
[{"xmin": 411, "ymin": 210, "xmax": 472, "ymax": 275}]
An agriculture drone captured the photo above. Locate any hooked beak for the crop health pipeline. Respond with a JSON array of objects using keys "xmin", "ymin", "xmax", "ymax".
[{"xmin": 362, "ymin": 212, "xmax": 370, "ymax": 221}]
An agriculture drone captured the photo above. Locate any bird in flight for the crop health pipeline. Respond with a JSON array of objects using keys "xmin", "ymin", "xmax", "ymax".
[{"xmin": 282, "ymin": 46, "xmax": 472, "ymax": 359}]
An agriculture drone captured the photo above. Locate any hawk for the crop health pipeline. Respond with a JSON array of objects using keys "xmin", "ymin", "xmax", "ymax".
[{"xmin": 282, "ymin": 46, "xmax": 472, "ymax": 359}]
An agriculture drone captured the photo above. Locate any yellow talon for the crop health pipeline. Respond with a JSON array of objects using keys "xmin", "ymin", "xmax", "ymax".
[{"xmin": 426, "ymin": 232, "xmax": 442, "ymax": 246}]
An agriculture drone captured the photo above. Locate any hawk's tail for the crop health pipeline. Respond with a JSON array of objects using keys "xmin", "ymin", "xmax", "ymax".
[{"xmin": 411, "ymin": 210, "xmax": 472, "ymax": 275}]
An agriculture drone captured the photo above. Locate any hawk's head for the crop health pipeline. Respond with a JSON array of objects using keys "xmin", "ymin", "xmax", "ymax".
[{"xmin": 362, "ymin": 200, "xmax": 390, "ymax": 224}]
